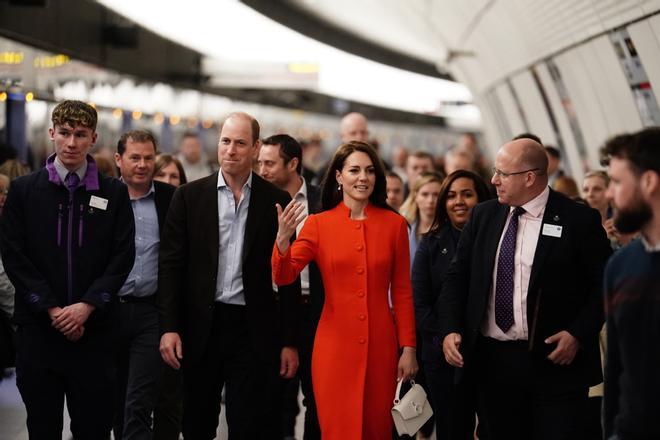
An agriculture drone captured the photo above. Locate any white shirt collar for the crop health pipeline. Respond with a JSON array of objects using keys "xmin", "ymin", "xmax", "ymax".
[
  {"xmin": 217, "ymin": 170, "xmax": 253, "ymax": 190},
  {"xmin": 294, "ymin": 177, "xmax": 307, "ymax": 202}
]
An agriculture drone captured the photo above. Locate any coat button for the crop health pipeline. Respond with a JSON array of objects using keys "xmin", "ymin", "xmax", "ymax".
[
  {"xmin": 358, "ymin": 314, "xmax": 366, "ymax": 321},
  {"xmin": 356, "ymin": 267, "xmax": 364, "ymax": 274},
  {"xmin": 357, "ymin": 290, "xmax": 365, "ymax": 298},
  {"xmin": 358, "ymin": 337, "xmax": 366, "ymax": 344},
  {"xmin": 355, "ymin": 244, "xmax": 364, "ymax": 251},
  {"xmin": 355, "ymin": 223, "xmax": 361, "ymax": 229}
]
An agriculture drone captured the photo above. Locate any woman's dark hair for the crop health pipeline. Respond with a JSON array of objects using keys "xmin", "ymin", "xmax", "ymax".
[
  {"xmin": 320, "ymin": 141, "xmax": 395, "ymax": 213},
  {"xmin": 428, "ymin": 169, "xmax": 491, "ymax": 234}
]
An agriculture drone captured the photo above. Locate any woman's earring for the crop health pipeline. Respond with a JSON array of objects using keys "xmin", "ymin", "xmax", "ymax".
[{"xmin": 338, "ymin": 183, "xmax": 342, "ymax": 191}]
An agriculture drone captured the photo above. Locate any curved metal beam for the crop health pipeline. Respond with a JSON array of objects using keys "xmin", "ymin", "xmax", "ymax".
[{"xmin": 241, "ymin": 0, "xmax": 453, "ymax": 81}]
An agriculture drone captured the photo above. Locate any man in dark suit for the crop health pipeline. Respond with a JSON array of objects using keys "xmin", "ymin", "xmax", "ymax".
[
  {"xmin": 113, "ymin": 130, "xmax": 175, "ymax": 439},
  {"xmin": 438, "ymin": 138, "xmax": 610, "ymax": 440},
  {"xmin": 158, "ymin": 112, "xmax": 300, "ymax": 439},
  {"xmin": 258, "ymin": 134, "xmax": 323, "ymax": 440}
]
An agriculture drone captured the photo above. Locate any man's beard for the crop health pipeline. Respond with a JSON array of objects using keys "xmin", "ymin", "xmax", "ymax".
[{"xmin": 614, "ymin": 194, "xmax": 652, "ymax": 233}]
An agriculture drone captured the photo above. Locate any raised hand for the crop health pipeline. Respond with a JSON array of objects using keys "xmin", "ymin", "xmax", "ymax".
[{"xmin": 275, "ymin": 200, "xmax": 307, "ymax": 253}]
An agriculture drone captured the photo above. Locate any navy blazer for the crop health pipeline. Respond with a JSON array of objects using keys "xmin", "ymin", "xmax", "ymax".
[{"xmin": 411, "ymin": 223, "xmax": 461, "ymax": 363}]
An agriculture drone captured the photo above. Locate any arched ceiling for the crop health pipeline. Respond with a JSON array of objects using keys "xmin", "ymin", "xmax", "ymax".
[{"xmin": 245, "ymin": 0, "xmax": 660, "ymax": 93}]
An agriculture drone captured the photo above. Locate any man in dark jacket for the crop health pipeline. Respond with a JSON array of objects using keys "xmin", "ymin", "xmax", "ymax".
[
  {"xmin": 0, "ymin": 100, "xmax": 135, "ymax": 438},
  {"xmin": 438, "ymin": 138, "xmax": 610, "ymax": 440},
  {"xmin": 158, "ymin": 112, "xmax": 300, "ymax": 439},
  {"xmin": 258, "ymin": 134, "xmax": 323, "ymax": 440},
  {"xmin": 113, "ymin": 130, "xmax": 175, "ymax": 439},
  {"xmin": 602, "ymin": 128, "xmax": 660, "ymax": 440}
]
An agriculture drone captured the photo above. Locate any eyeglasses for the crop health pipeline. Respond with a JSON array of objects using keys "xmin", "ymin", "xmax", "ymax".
[{"xmin": 492, "ymin": 167, "xmax": 540, "ymax": 178}]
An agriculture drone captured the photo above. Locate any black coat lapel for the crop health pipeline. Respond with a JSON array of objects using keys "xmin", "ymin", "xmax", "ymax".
[
  {"xmin": 153, "ymin": 181, "xmax": 173, "ymax": 230},
  {"xmin": 307, "ymin": 183, "xmax": 322, "ymax": 214},
  {"xmin": 243, "ymin": 173, "xmax": 267, "ymax": 262},
  {"xmin": 202, "ymin": 173, "xmax": 220, "ymax": 266},
  {"xmin": 528, "ymin": 189, "xmax": 561, "ymax": 300},
  {"xmin": 484, "ymin": 203, "xmax": 510, "ymax": 286}
]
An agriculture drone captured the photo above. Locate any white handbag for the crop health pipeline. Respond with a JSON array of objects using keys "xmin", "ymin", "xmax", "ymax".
[{"xmin": 391, "ymin": 379, "xmax": 434, "ymax": 436}]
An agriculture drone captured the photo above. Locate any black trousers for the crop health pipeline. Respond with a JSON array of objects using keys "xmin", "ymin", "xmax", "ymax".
[
  {"xmin": 113, "ymin": 299, "xmax": 161, "ymax": 440},
  {"xmin": 424, "ymin": 358, "xmax": 481, "ymax": 440},
  {"xmin": 15, "ymin": 323, "xmax": 115, "ymax": 440},
  {"xmin": 182, "ymin": 303, "xmax": 282, "ymax": 440},
  {"xmin": 281, "ymin": 300, "xmax": 321, "ymax": 440},
  {"xmin": 153, "ymin": 362, "xmax": 183, "ymax": 440},
  {"xmin": 477, "ymin": 336, "xmax": 588, "ymax": 440}
]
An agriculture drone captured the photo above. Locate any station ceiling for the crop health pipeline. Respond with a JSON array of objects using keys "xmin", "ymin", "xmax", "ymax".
[
  {"xmin": 0, "ymin": 0, "xmax": 485, "ymax": 128},
  {"xmin": 252, "ymin": 0, "xmax": 660, "ymax": 95}
]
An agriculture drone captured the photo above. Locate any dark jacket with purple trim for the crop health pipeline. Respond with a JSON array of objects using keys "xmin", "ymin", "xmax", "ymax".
[{"xmin": 0, "ymin": 154, "xmax": 135, "ymax": 330}]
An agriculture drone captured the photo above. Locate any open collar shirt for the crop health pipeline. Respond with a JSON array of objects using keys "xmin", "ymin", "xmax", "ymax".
[
  {"xmin": 118, "ymin": 183, "xmax": 159, "ymax": 298},
  {"xmin": 215, "ymin": 171, "xmax": 252, "ymax": 305}
]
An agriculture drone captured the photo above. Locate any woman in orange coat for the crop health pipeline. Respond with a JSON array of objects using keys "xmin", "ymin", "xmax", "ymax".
[{"xmin": 272, "ymin": 141, "xmax": 418, "ymax": 439}]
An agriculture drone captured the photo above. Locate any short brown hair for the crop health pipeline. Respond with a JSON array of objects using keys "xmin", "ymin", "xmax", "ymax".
[
  {"xmin": 262, "ymin": 134, "xmax": 303, "ymax": 174},
  {"xmin": 600, "ymin": 129, "xmax": 660, "ymax": 174},
  {"xmin": 409, "ymin": 150, "xmax": 434, "ymax": 163},
  {"xmin": 117, "ymin": 130, "xmax": 158, "ymax": 156},
  {"xmin": 51, "ymin": 100, "xmax": 97, "ymax": 131}
]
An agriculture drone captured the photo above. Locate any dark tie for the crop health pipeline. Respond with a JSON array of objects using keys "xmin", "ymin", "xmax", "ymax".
[
  {"xmin": 65, "ymin": 172, "xmax": 80, "ymax": 192},
  {"xmin": 495, "ymin": 206, "xmax": 525, "ymax": 333}
]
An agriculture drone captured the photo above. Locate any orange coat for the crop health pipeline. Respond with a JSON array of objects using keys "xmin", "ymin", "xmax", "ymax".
[{"xmin": 272, "ymin": 202, "xmax": 416, "ymax": 440}]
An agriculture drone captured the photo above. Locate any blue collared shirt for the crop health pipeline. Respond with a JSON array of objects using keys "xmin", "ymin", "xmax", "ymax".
[
  {"xmin": 215, "ymin": 171, "xmax": 252, "ymax": 305},
  {"xmin": 118, "ymin": 183, "xmax": 159, "ymax": 298}
]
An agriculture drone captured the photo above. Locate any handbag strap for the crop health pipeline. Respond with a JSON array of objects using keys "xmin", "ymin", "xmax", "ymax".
[{"xmin": 393, "ymin": 378, "xmax": 416, "ymax": 404}]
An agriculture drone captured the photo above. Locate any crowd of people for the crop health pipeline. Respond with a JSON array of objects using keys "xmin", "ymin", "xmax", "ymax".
[{"xmin": 0, "ymin": 100, "xmax": 658, "ymax": 440}]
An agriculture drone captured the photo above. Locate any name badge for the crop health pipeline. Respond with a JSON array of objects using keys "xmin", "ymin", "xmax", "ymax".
[
  {"xmin": 542, "ymin": 223, "xmax": 562, "ymax": 238},
  {"xmin": 89, "ymin": 195, "xmax": 108, "ymax": 211}
]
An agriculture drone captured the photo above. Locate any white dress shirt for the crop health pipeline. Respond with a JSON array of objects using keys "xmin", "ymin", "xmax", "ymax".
[{"xmin": 482, "ymin": 186, "xmax": 550, "ymax": 341}]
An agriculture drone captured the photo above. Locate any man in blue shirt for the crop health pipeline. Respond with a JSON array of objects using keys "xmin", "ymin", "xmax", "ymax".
[
  {"xmin": 0, "ymin": 100, "xmax": 135, "ymax": 438},
  {"xmin": 113, "ymin": 130, "xmax": 175, "ymax": 439},
  {"xmin": 158, "ymin": 112, "xmax": 301, "ymax": 438}
]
